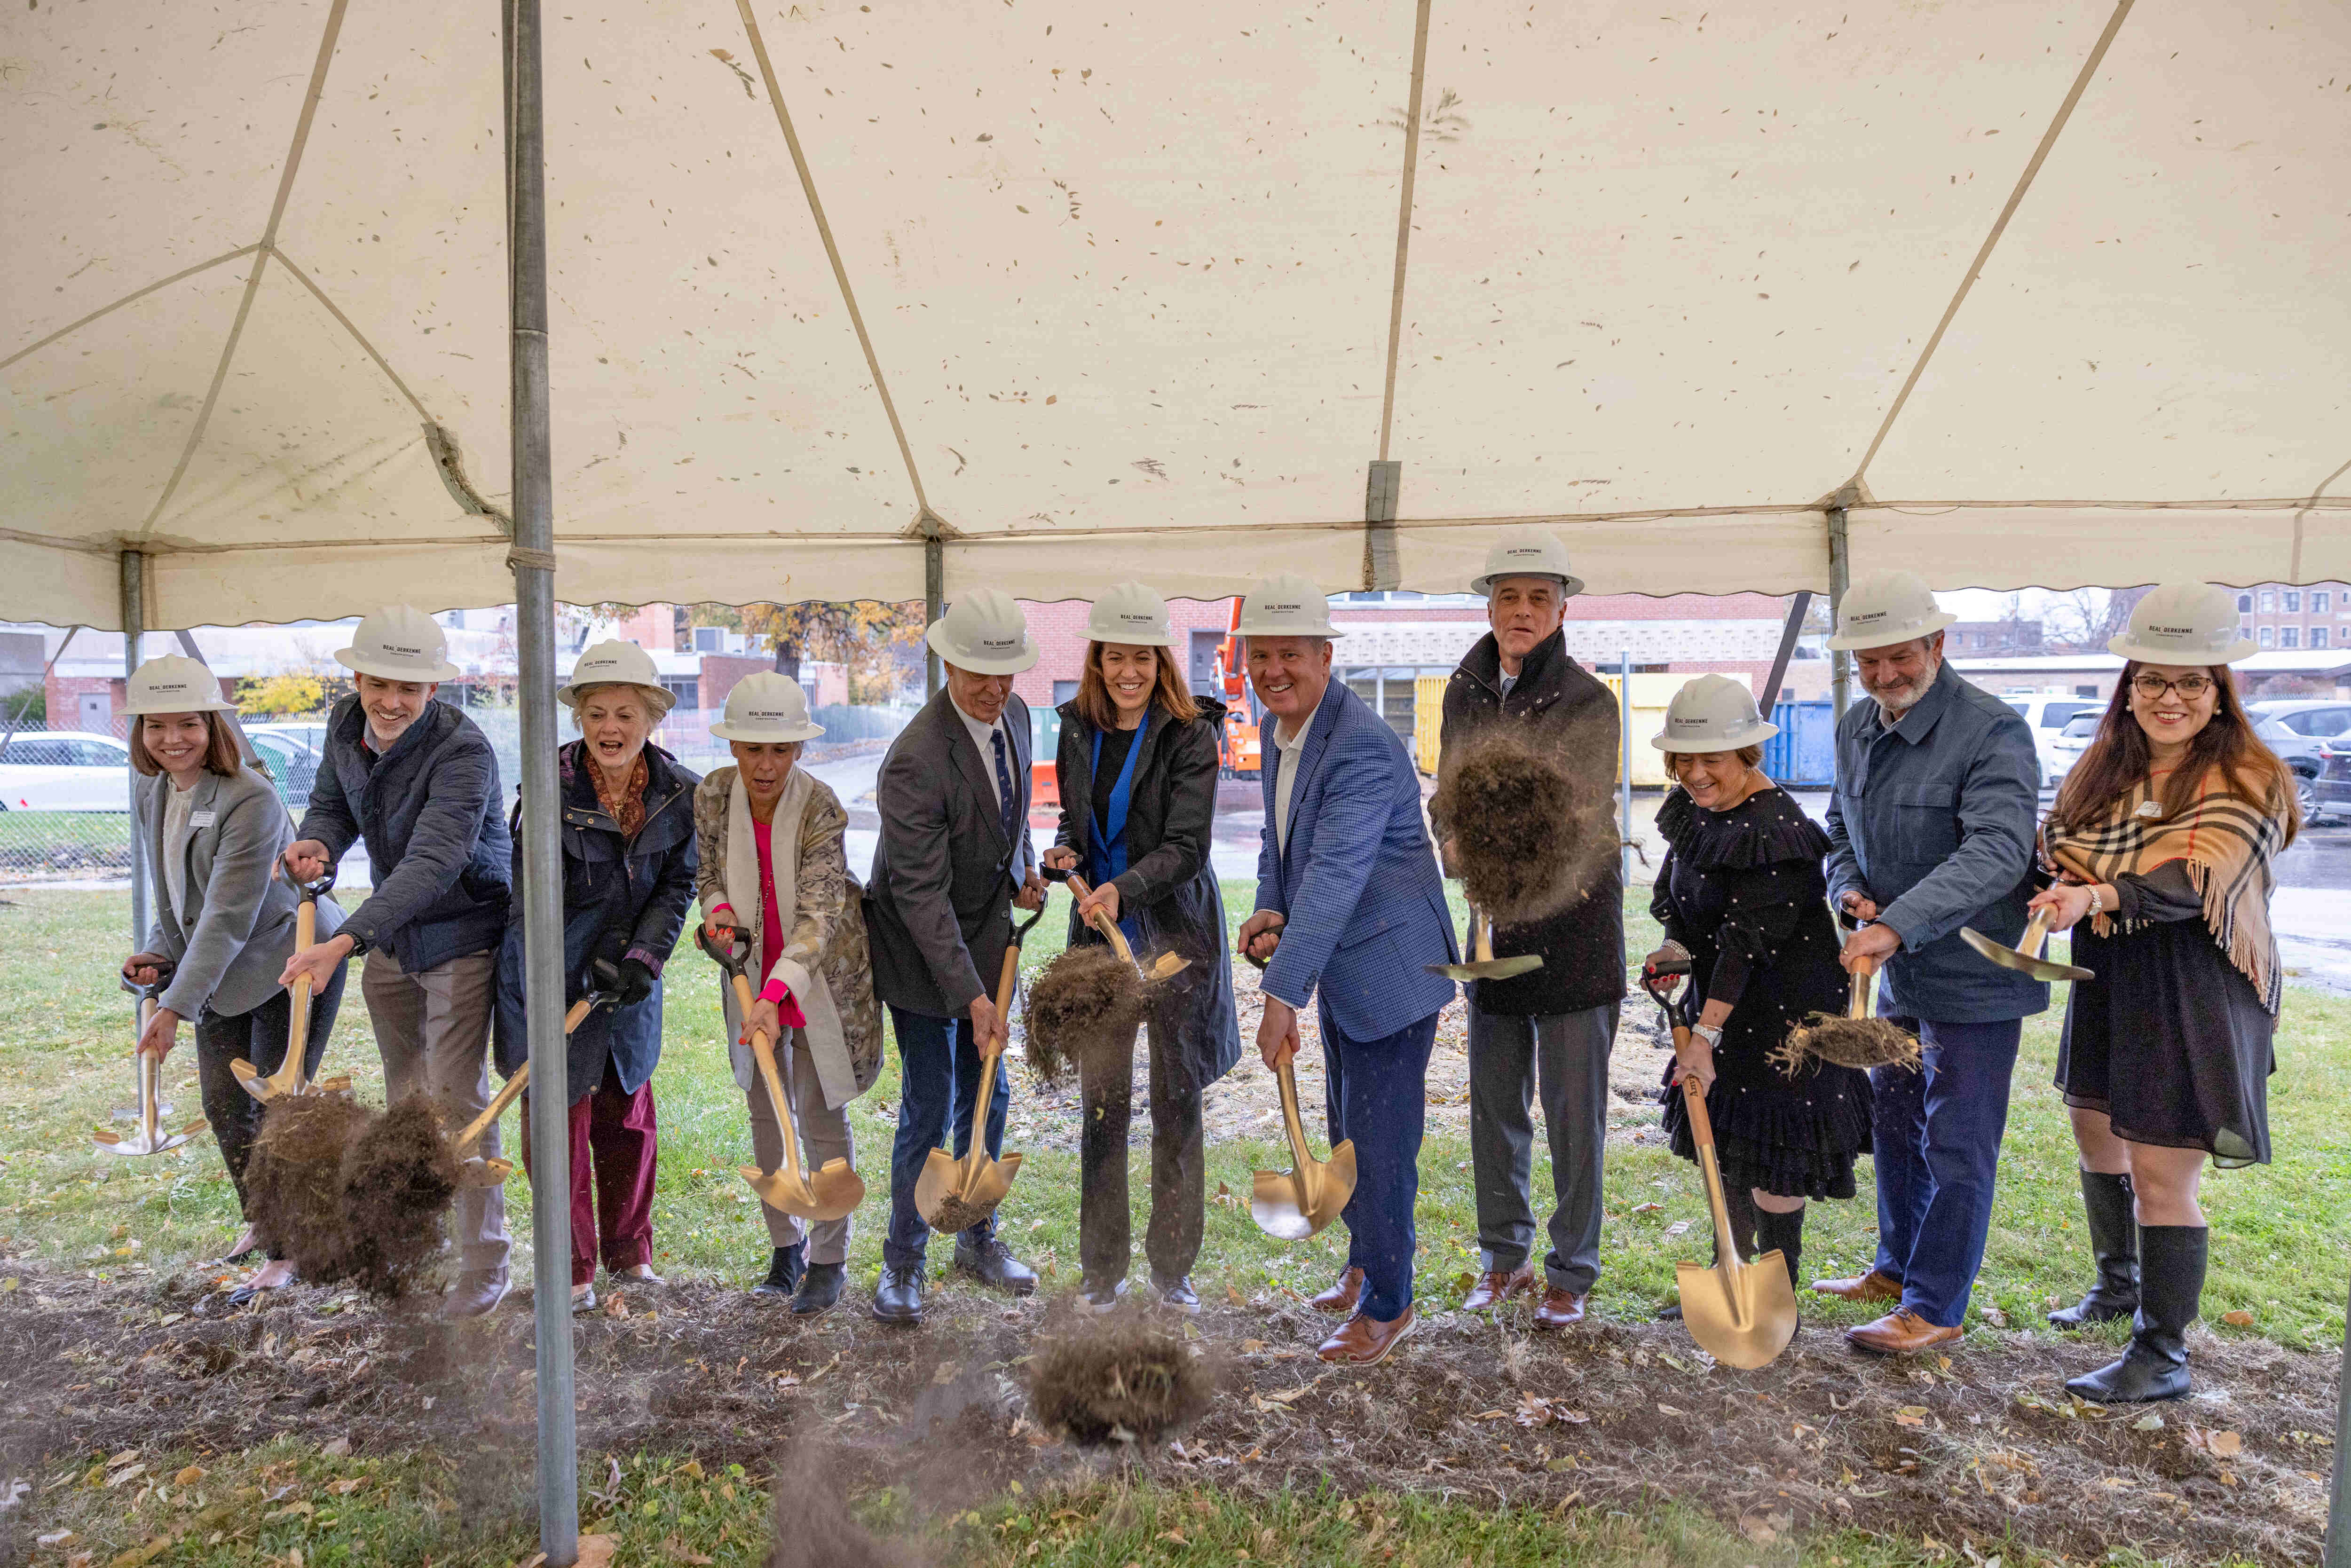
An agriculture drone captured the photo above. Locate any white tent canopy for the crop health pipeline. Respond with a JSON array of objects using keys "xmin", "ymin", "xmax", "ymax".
[{"xmin": 5, "ymin": 0, "xmax": 2348, "ymax": 629}]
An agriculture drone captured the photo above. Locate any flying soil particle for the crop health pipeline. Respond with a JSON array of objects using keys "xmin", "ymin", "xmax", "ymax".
[
  {"xmin": 1431, "ymin": 734, "xmax": 1597, "ymax": 926},
  {"xmin": 1026, "ymin": 1311, "xmax": 1210, "ymax": 1447},
  {"xmin": 1024, "ymin": 945, "xmax": 1147, "ymax": 1087},
  {"xmin": 246, "ymin": 1094, "xmax": 373, "ymax": 1284},
  {"xmin": 337, "ymin": 1097, "xmax": 461, "ymax": 1299}
]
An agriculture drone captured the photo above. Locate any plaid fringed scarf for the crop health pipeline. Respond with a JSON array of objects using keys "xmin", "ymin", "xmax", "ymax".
[{"xmin": 2043, "ymin": 768, "xmax": 2286, "ymax": 1015}]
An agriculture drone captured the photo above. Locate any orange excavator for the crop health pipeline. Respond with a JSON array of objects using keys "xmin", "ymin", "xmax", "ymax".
[{"xmin": 1213, "ymin": 598, "xmax": 1262, "ymax": 780}]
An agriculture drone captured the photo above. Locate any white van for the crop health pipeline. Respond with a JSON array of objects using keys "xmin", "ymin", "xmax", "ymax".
[{"xmin": 2002, "ymin": 695, "xmax": 2105, "ymax": 790}]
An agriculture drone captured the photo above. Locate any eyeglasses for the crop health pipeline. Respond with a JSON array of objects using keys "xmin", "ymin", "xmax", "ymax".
[{"xmin": 2130, "ymin": 674, "xmax": 2215, "ymax": 701}]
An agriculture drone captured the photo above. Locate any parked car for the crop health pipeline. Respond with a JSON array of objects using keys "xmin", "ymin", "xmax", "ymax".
[
  {"xmin": 2253, "ymin": 705, "xmax": 2351, "ymax": 827},
  {"xmin": 2315, "ymin": 738, "xmax": 2351, "ymax": 826},
  {"xmin": 2003, "ymin": 695, "xmax": 2104, "ymax": 789},
  {"xmin": 241, "ymin": 728, "xmax": 318, "ymax": 813},
  {"xmin": 2043, "ymin": 710, "xmax": 2102, "ymax": 789},
  {"xmin": 0, "ymin": 730, "xmax": 132, "ymax": 811}
]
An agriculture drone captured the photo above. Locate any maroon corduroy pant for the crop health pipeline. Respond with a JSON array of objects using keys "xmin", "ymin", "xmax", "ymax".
[{"xmin": 521, "ymin": 1060, "xmax": 658, "ymax": 1288}]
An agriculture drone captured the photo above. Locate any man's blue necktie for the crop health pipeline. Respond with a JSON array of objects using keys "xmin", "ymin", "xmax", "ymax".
[{"xmin": 990, "ymin": 726, "xmax": 1019, "ymax": 849}]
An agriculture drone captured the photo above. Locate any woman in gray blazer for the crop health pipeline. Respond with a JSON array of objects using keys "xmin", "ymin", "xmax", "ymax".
[{"xmin": 117, "ymin": 657, "xmax": 347, "ymax": 1304}]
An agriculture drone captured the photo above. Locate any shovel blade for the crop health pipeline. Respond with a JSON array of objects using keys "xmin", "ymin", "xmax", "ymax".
[
  {"xmin": 913, "ymin": 1147, "xmax": 963, "ymax": 1227},
  {"xmin": 1960, "ymin": 925, "xmax": 2092, "ymax": 983},
  {"xmin": 229, "ymin": 1056, "xmax": 281, "ymax": 1105},
  {"xmin": 1425, "ymin": 955, "xmax": 1545, "ymax": 982},
  {"xmin": 959, "ymin": 1152, "xmax": 1020, "ymax": 1218},
  {"xmin": 1249, "ymin": 1169, "xmax": 1317, "ymax": 1240},
  {"xmin": 1675, "ymin": 1251, "xmax": 1799, "ymax": 1370},
  {"xmin": 805, "ymin": 1159, "xmax": 867, "ymax": 1224},
  {"xmin": 741, "ymin": 1162, "xmax": 825, "ymax": 1220},
  {"xmin": 457, "ymin": 1156, "xmax": 513, "ymax": 1189}
]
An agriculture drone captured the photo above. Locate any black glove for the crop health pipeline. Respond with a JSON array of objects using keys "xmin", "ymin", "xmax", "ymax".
[{"xmin": 614, "ymin": 957, "xmax": 657, "ymax": 1007}]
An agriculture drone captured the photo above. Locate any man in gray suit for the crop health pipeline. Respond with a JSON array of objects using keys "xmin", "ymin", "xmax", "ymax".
[{"xmin": 865, "ymin": 589, "xmax": 1046, "ymax": 1323}]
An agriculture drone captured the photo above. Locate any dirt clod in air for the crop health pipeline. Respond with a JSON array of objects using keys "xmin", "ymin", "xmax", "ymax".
[
  {"xmin": 1776, "ymin": 1013, "xmax": 1922, "ymax": 1075},
  {"xmin": 1026, "ymin": 1311, "xmax": 1210, "ymax": 1446},
  {"xmin": 338, "ymin": 1096, "xmax": 460, "ymax": 1298},
  {"xmin": 1025, "ymin": 945, "xmax": 1147, "ymax": 1087},
  {"xmin": 246, "ymin": 1092, "xmax": 372, "ymax": 1283},
  {"xmin": 921, "ymin": 1191, "xmax": 998, "ymax": 1237},
  {"xmin": 1431, "ymin": 735, "xmax": 1596, "ymax": 926},
  {"xmin": 246, "ymin": 1094, "xmax": 458, "ymax": 1298}
]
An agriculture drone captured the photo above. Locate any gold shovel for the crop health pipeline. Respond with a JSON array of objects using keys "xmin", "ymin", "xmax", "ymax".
[
  {"xmin": 93, "ymin": 976, "xmax": 208, "ymax": 1157},
  {"xmin": 1640, "ymin": 959, "xmax": 1797, "ymax": 1368},
  {"xmin": 233, "ymin": 871, "xmax": 350, "ymax": 1103},
  {"xmin": 913, "ymin": 898, "xmax": 1046, "ymax": 1231},
  {"xmin": 1426, "ymin": 906, "xmax": 1543, "ymax": 983},
  {"xmin": 451, "ymin": 966, "xmax": 624, "ymax": 1189},
  {"xmin": 697, "ymin": 928, "xmax": 868, "ymax": 1223},
  {"xmin": 1961, "ymin": 906, "xmax": 2093, "ymax": 983},
  {"xmin": 1239, "ymin": 947, "xmax": 1356, "ymax": 1239},
  {"xmin": 1064, "ymin": 873, "xmax": 1190, "ymax": 984}
]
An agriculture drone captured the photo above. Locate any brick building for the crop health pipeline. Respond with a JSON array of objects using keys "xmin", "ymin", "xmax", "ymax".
[
  {"xmin": 1945, "ymin": 619, "xmax": 2045, "ymax": 657},
  {"xmin": 2237, "ymin": 582, "xmax": 2349, "ymax": 654},
  {"xmin": 1011, "ymin": 598, "xmax": 1241, "ymax": 711}
]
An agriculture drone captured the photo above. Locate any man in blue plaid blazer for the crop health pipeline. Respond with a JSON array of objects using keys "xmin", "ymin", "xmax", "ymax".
[{"xmin": 1235, "ymin": 574, "xmax": 1458, "ymax": 1366}]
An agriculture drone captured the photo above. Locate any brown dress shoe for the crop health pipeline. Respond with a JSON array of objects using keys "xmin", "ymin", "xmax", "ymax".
[
  {"xmin": 1317, "ymin": 1306, "xmax": 1417, "ymax": 1365},
  {"xmin": 1845, "ymin": 1308, "xmax": 1963, "ymax": 1356},
  {"xmin": 1310, "ymin": 1267, "xmax": 1365, "ymax": 1315},
  {"xmin": 1812, "ymin": 1269, "xmax": 1902, "ymax": 1303},
  {"xmin": 1461, "ymin": 1264, "xmax": 1536, "ymax": 1312},
  {"xmin": 1532, "ymin": 1286, "xmax": 1586, "ymax": 1330}
]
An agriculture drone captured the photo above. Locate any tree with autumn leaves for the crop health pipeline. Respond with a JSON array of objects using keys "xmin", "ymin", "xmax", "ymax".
[{"xmin": 691, "ymin": 601, "xmax": 926, "ymax": 703}]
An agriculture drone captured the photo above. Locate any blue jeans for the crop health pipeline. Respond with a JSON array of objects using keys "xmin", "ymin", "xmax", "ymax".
[
  {"xmin": 1869, "ymin": 1015, "xmax": 2022, "ymax": 1328},
  {"xmin": 1321, "ymin": 1007, "xmax": 1442, "ymax": 1323},
  {"xmin": 884, "ymin": 1005, "xmax": 1011, "ymax": 1270}
]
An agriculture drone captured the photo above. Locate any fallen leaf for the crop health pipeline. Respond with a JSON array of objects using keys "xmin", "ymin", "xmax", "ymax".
[
  {"xmin": 321, "ymin": 1437, "xmax": 351, "ymax": 1458},
  {"xmin": 2208, "ymin": 1430, "xmax": 2244, "ymax": 1458},
  {"xmin": 575, "ymin": 1536, "xmax": 620, "ymax": 1568},
  {"xmin": 1656, "ymin": 1403, "xmax": 1686, "ymax": 1417},
  {"xmin": 1261, "ymin": 1386, "xmax": 1310, "ymax": 1404},
  {"xmin": 932, "ymin": 1362, "xmax": 961, "ymax": 1385},
  {"xmin": 1630, "ymin": 1202, "xmax": 1664, "ymax": 1215},
  {"xmin": 1661, "ymin": 1219, "xmax": 1692, "ymax": 1238},
  {"xmin": 327, "ymin": 1478, "xmax": 367, "ymax": 1496},
  {"xmin": 1239, "ymin": 1339, "xmax": 1267, "ymax": 1354},
  {"xmin": 173, "ymin": 1466, "xmax": 205, "ymax": 1486},
  {"xmin": 2132, "ymin": 1412, "xmax": 2164, "ymax": 1432},
  {"xmin": 1893, "ymin": 1407, "xmax": 1928, "ymax": 1427},
  {"xmin": 2221, "ymin": 1309, "xmax": 2255, "ymax": 1327}
]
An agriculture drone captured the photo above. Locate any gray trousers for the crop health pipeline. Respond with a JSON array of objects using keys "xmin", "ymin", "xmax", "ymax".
[
  {"xmin": 745, "ymin": 1027, "xmax": 856, "ymax": 1265},
  {"xmin": 362, "ymin": 947, "xmax": 509, "ymax": 1275},
  {"xmin": 1467, "ymin": 1001, "xmax": 1618, "ymax": 1293}
]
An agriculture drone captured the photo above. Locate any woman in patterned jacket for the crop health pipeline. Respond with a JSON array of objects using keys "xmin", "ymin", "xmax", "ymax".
[{"xmin": 694, "ymin": 672, "xmax": 884, "ymax": 1315}]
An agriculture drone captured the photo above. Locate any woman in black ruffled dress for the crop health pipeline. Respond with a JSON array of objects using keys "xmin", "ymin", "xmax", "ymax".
[{"xmin": 1643, "ymin": 676, "xmax": 1871, "ymax": 1295}]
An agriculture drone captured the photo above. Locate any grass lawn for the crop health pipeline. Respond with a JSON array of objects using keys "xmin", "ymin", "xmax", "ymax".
[{"xmin": 2, "ymin": 886, "xmax": 2343, "ymax": 1565}]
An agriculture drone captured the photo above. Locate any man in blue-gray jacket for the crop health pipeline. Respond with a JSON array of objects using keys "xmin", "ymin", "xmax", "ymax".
[
  {"xmin": 1234, "ymin": 574, "xmax": 1458, "ymax": 1367},
  {"xmin": 279, "ymin": 607, "xmax": 514, "ymax": 1319},
  {"xmin": 1815, "ymin": 571, "xmax": 2046, "ymax": 1356}
]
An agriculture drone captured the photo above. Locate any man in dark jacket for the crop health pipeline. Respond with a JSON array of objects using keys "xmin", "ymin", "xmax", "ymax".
[
  {"xmin": 279, "ymin": 607, "xmax": 513, "ymax": 1318},
  {"xmin": 863, "ymin": 589, "xmax": 1045, "ymax": 1324},
  {"xmin": 1432, "ymin": 531, "xmax": 1626, "ymax": 1329}
]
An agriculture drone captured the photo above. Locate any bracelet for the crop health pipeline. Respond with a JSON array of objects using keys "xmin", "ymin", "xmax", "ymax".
[
  {"xmin": 1692, "ymin": 1023, "xmax": 1723, "ymax": 1049},
  {"xmin": 2084, "ymin": 884, "xmax": 2103, "ymax": 919}
]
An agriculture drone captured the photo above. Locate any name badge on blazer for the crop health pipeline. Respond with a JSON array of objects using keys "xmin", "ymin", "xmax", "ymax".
[{"xmin": 191, "ymin": 811, "xmax": 218, "ymax": 829}]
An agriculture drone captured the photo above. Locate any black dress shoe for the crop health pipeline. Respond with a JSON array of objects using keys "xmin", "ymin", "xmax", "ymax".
[
  {"xmin": 871, "ymin": 1264, "xmax": 925, "ymax": 1323},
  {"xmin": 792, "ymin": 1261, "xmax": 846, "ymax": 1316},
  {"xmin": 751, "ymin": 1243, "xmax": 807, "ymax": 1300},
  {"xmin": 1151, "ymin": 1275, "xmax": 1200, "ymax": 1314},
  {"xmin": 953, "ymin": 1232, "xmax": 1038, "ymax": 1295}
]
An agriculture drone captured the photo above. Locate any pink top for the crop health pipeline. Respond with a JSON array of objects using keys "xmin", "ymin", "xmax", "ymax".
[{"xmin": 713, "ymin": 816, "xmax": 806, "ymax": 1030}]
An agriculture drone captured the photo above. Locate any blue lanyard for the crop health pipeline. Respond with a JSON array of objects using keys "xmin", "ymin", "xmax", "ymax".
[{"xmin": 1089, "ymin": 719, "xmax": 1147, "ymax": 940}]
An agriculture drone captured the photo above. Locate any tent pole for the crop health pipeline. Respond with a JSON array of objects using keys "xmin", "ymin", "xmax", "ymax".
[
  {"xmin": 924, "ymin": 531, "xmax": 943, "ymax": 700},
  {"xmin": 504, "ymin": 0, "xmax": 578, "ymax": 1560},
  {"xmin": 1827, "ymin": 501, "xmax": 1852, "ymax": 721},
  {"xmin": 2329, "ymin": 1271, "xmax": 2351, "ymax": 1567},
  {"xmin": 120, "ymin": 552, "xmax": 146, "ymax": 955}
]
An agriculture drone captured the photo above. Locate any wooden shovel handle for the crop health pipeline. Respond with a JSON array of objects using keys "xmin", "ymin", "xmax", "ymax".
[
  {"xmin": 2019, "ymin": 906, "xmax": 2053, "ymax": 958},
  {"xmin": 730, "ymin": 969, "xmax": 807, "ymax": 1179},
  {"xmin": 1272, "ymin": 1056, "xmax": 1318, "ymax": 1182},
  {"xmin": 1673, "ymin": 1023, "xmax": 1744, "ymax": 1281},
  {"xmin": 1064, "ymin": 874, "xmax": 1137, "ymax": 969},
  {"xmin": 1470, "ymin": 908, "xmax": 1495, "ymax": 965},
  {"xmin": 455, "ymin": 1060, "xmax": 530, "ymax": 1153}
]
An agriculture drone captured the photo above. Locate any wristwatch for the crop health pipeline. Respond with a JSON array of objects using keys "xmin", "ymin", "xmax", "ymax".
[{"xmin": 2083, "ymin": 884, "xmax": 2104, "ymax": 919}]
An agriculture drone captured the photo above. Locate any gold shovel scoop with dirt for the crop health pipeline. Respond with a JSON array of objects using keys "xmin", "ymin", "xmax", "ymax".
[
  {"xmin": 698, "ymin": 927, "xmax": 868, "ymax": 1223},
  {"xmin": 448, "ymin": 959, "xmax": 625, "ymax": 1189},
  {"xmin": 93, "ymin": 966, "xmax": 209, "ymax": 1157},
  {"xmin": 1239, "ymin": 942, "xmax": 1355, "ymax": 1240},
  {"xmin": 1062, "ymin": 871, "xmax": 1190, "ymax": 985},
  {"xmin": 232, "ymin": 870, "xmax": 353, "ymax": 1104},
  {"xmin": 1641, "ymin": 942, "xmax": 1798, "ymax": 1370},
  {"xmin": 1426, "ymin": 906, "xmax": 1543, "ymax": 984},
  {"xmin": 912, "ymin": 894, "xmax": 1048, "ymax": 1232}
]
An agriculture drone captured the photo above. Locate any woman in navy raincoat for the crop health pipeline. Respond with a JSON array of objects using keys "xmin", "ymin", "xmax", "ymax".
[{"xmin": 496, "ymin": 641, "xmax": 699, "ymax": 1312}]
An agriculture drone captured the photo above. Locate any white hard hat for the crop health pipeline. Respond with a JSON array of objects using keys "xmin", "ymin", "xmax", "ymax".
[
  {"xmin": 558, "ymin": 639, "xmax": 675, "ymax": 715},
  {"xmin": 2107, "ymin": 583, "xmax": 2255, "ymax": 666},
  {"xmin": 335, "ymin": 605, "xmax": 459, "ymax": 682},
  {"xmin": 710, "ymin": 671, "xmax": 825, "ymax": 743},
  {"xmin": 925, "ymin": 587, "xmax": 1038, "ymax": 676},
  {"xmin": 122, "ymin": 654, "xmax": 236, "ymax": 717},
  {"xmin": 1652, "ymin": 674, "xmax": 1778, "ymax": 752},
  {"xmin": 1084, "ymin": 582, "xmax": 1175, "ymax": 647},
  {"xmin": 1470, "ymin": 528, "xmax": 1585, "ymax": 598},
  {"xmin": 1235, "ymin": 573, "xmax": 1344, "ymax": 639},
  {"xmin": 1824, "ymin": 569, "xmax": 1957, "ymax": 652}
]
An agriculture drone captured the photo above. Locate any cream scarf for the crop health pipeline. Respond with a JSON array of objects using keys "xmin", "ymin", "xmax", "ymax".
[{"xmin": 709, "ymin": 766, "xmax": 857, "ymax": 1108}]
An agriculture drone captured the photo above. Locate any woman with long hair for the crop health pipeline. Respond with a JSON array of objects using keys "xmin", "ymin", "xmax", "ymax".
[
  {"xmin": 1039, "ymin": 583, "xmax": 1241, "ymax": 1312},
  {"xmin": 2031, "ymin": 584, "xmax": 2296, "ymax": 1403},
  {"xmin": 116, "ymin": 655, "xmax": 348, "ymax": 1306}
]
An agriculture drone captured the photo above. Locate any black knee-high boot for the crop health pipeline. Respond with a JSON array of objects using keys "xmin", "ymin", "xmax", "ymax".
[
  {"xmin": 1659, "ymin": 1185, "xmax": 1761, "ymax": 1319},
  {"xmin": 2065, "ymin": 1225, "xmax": 2206, "ymax": 1404},
  {"xmin": 1754, "ymin": 1204, "xmax": 1805, "ymax": 1294},
  {"xmin": 2049, "ymin": 1169, "xmax": 2138, "ymax": 1328}
]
